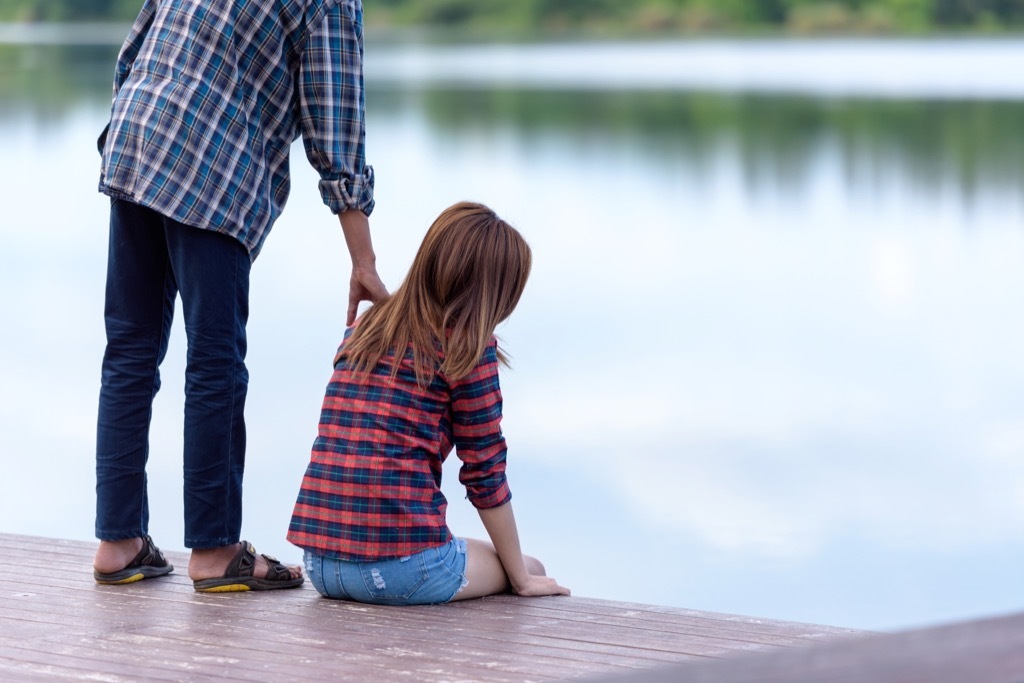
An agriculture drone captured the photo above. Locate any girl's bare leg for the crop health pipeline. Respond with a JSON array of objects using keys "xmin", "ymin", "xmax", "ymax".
[{"xmin": 450, "ymin": 537, "xmax": 546, "ymax": 601}]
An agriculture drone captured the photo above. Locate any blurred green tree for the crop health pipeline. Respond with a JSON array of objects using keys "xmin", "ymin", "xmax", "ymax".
[{"xmin": 3, "ymin": 0, "xmax": 1024, "ymax": 30}]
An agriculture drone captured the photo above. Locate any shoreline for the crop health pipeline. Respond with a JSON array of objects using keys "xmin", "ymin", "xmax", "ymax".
[{"xmin": 2, "ymin": 20, "xmax": 1024, "ymax": 46}]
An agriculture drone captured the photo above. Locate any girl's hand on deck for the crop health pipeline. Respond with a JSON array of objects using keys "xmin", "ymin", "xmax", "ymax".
[{"xmin": 514, "ymin": 575, "xmax": 571, "ymax": 597}]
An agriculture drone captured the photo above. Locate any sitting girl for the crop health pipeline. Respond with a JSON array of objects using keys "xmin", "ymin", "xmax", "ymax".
[{"xmin": 288, "ymin": 202, "xmax": 570, "ymax": 605}]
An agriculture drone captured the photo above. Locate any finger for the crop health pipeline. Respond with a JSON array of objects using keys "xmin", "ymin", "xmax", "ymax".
[{"xmin": 347, "ymin": 293, "xmax": 358, "ymax": 326}]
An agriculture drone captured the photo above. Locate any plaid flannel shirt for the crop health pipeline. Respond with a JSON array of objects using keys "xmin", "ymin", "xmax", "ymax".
[
  {"xmin": 97, "ymin": 0, "xmax": 373, "ymax": 260},
  {"xmin": 288, "ymin": 334, "xmax": 512, "ymax": 561}
]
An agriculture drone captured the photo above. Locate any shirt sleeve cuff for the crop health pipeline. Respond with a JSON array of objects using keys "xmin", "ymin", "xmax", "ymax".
[
  {"xmin": 319, "ymin": 165, "xmax": 375, "ymax": 216},
  {"xmin": 468, "ymin": 482, "xmax": 512, "ymax": 510}
]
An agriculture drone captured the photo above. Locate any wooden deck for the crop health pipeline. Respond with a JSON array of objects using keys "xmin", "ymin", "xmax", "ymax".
[
  {"xmin": 592, "ymin": 609, "xmax": 1024, "ymax": 683},
  {"xmin": 0, "ymin": 533, "xmax": 862, "ymax": 682}
]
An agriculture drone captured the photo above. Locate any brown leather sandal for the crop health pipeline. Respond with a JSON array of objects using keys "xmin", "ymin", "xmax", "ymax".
[
  {"xmin": 94, "ymin": 535, "xmax": 174, "ymax": 585},
  {"xmin": 192, "ymin": 541, "xmax": 304, "ymax": 592}
]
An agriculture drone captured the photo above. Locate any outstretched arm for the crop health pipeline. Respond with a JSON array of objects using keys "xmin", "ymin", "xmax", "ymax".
[
  {"xmin": 453, "ymin": 346, "xmax": 568, "ymax": 599},
  {"xmin": 338, "ymin": 209, "xmax": 387, "ymax": 324},
  {"xmin": 477, "ymin": 502, "xmax": 570, "ymax": 597},
  {"xmin": 298, "ymin": 1, "xmax": 383, "ymax": 322}
]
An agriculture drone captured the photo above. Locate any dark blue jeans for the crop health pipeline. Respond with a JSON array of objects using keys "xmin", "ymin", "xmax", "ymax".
[{"xmin": 95, "ymin": 199, "xmax": 251, "ymax": 549}]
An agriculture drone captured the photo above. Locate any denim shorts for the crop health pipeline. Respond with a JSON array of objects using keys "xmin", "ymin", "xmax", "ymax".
[{"xmin": 304, "ymin": 538, "xmax": 468, "ymax": 606}]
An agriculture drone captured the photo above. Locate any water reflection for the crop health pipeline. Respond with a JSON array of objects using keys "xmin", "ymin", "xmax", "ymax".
[
  {"xmin": 4, "ymin": 41, "xmax": 1024, "ymax": 202},
  {"xmin": 371, "ymin": 88, "xmax": 1024, "ymax": 203},
  {"xmin": 0, "ymin": 43, "xmax": 116, "ymax": 122}
]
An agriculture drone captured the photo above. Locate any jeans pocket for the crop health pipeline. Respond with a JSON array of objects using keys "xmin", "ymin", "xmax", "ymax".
[{"xmin": 358, "ymin": 554, "xmax": 428, "ymax": 601}]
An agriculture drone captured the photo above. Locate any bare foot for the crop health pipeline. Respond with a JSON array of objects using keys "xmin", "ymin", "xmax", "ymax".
[
  {"xmin": 94, "ymin": 537, "xmax": 144, "ymax": 574},
  {"xmin": 188, "ymin": 542, "xmax": 302, "ymax": 582}
]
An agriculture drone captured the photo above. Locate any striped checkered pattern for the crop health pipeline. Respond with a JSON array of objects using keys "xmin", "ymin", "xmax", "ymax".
[
  {"xmin": 98, "ymin": 0, "xmax": 373, "ymax": 260},
  {"xmin": 288, "ymin": 335, "xmax": 512, "ymax": 561}
]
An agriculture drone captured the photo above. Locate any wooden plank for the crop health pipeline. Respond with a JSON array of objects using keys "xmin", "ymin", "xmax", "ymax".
[
  {"xmin": 0, "ymin": 537, "xmax": 825, "ymax": 639},
  {"xmin": 1, "ymin": 566, "xmax": 834, "ymax": 654},
  {"xmin": 0, "ymin": 592, "xmax": 621, "ymax": 679},
  {"xmin": 0, "ymin": 607, "xmax": 640, "ymax": 681},
  {"xmin": 0, "ymin": 533, "xmax": 859, "ymax": 682},
  {"xmin": 1, "ymin": 583, "xmax": 781, "ymax": 667},
  {"xmin": 1, "ymin": 596, "xmax": 686, "ymax": 669},
  {"xmin": 447, "ymin": 596, "xmax": 858, "ymax": 644},
  {"xmin": 3, "ymin": 595, "xmax": 703, "ymax": 681},
  {"xmin": 0, "ymin": 634, "xmax": 566, "ymax": 683},
  {"xmin": 586, "ymin": 611, "xmax": 1024, "ymax": 683},
  {"xmin": 3, "ymin": 580, "xmax": 702, "ymax": 667},
  {"xmin": 530, "ymin": 597, "xmax": 864, "ymax": 637}
]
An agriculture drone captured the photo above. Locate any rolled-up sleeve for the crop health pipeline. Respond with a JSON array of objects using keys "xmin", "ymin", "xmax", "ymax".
[
  {"xmin": 451, "ymin": 343, "xmax": 512, "ymax": 510},
  {"xmin": 298, "ymin": 0, "xmax": 375, "ymax": 216}
]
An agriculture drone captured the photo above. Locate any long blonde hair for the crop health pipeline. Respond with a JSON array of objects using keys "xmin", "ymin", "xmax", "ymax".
[{"xmin": 340, "ymin": 202, "xmax": 532, "ymax": 385}]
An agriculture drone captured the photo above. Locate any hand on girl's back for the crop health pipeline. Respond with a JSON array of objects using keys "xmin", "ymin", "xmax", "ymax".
[{"xmin": 514, "ymin": 575, "xmax": 571, "ymax": 597}]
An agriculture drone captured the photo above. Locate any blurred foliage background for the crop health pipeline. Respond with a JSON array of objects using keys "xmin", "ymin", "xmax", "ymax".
[{"xmin": 2, "ymin": 0, "xmax": 1024, "ymax": 33}]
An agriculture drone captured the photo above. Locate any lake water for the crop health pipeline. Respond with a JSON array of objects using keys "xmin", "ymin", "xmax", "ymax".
[{"xmin": 1, "ymin": 34, "xmax": 1023, "ymax": 632}]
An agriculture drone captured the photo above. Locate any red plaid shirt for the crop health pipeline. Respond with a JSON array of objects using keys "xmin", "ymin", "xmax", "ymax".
[{"xmin": 288, "ymin": 332, "xmax": 511, "ymax": 561}]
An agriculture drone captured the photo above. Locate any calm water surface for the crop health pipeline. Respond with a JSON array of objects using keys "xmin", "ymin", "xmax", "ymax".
[{"xmin": 1, "ymin": 38, "xmax": 1022, "ymax": 631}]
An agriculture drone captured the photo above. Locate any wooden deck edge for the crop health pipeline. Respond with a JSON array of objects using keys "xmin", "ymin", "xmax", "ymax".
[{"xmin": 583, "ymin": 609, "xmax": 1024, "ymax": 683}]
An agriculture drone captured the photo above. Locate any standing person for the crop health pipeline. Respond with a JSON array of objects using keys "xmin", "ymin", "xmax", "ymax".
[
  {"xmin": 92, "ymin": 0, "xmax": 387, "ymax": 592},
  {"xmin": 288, "ymin": 202, "xmax": 570, "ymax": 604}
]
